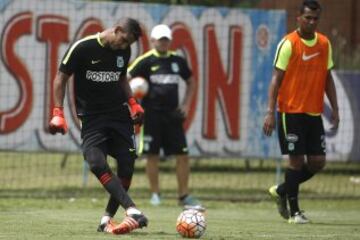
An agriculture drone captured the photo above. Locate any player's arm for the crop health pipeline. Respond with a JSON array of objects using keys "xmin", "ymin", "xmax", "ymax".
[
  {"xmin": 121, "ymin": 74, "xmax": 134, "ymax": 99},
  {"xmin": 263, "ymin": 38, "xmax": 290, "ymax": 136},
  {"xmin": 49, "ymin": 71, "xmax": 71, "ymax": 135},
  {"xmin": 179, "ymin": 75, "xmax": 196, "ymax": 118},
  {"xmin": 324, "ymin": 41, "xmax": 339, "ymax": 130},
  {"xmin": 325, "ymin": 72, "xmax": 339, "ymax": 130},
  {"xmin": 49, "ymin": 39, "xmax": 80, "ymax": 135},
  {"xmin": 120, "ymin": 75, "xmax": 144, "ymax": 124},
  {"xmin": 177, "ymin": 57, "xmax": 196, "ymax": 119},
  {"xmin": 263, "ymin": 68, "xmax": 285, "ymax": 136},
  {"xmin": 53, "ymin": 71, "xmax": 71, "ymax": 107}
]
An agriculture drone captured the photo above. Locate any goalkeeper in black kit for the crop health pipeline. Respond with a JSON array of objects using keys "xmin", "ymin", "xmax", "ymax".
[{"xmin": 48, "ymin": 18, "xmax": 148, "ymax": 235}]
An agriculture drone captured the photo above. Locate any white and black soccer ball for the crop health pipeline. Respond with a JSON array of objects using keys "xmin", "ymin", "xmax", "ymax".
[
  {"xmin": 129, "ymin": 77, "xmax": 149, "ymax": 99},
  {"xmin": 176, "ymin": 209, "xmax": 206, "ymax": 238}
]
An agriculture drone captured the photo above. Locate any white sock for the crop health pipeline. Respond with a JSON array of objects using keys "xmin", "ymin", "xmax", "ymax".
[
  {"xmin": 126, "ymin": 207, "xmax": 142, "ymax": 215},
  {"xmin": 100, "ymin": 215, "xmax": 111, "ymax": 225}
]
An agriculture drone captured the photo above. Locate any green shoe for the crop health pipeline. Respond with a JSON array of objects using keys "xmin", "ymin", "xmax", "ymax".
[{"xmin": 268, "ymin": 185, "xmax": 289, "ymax": 220}]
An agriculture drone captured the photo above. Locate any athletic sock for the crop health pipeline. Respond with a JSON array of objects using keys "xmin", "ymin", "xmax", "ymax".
[
  {"xmin": 275, "ymin": 164, "xmax": 315, "ymax": 197},
  {"xmin": 299, "ymin": 165, "xmax": 314, "ymax": 183},
  {"xmin": 105, "ymin": 196, "xmax": 119, "ymax": 217},
  {"xmin": 284, "ymin": 168, "xmax": 302, "ymax": 216},
  {"xmin": 276, "ymin": 183, "xmax": 286, "ymax": 197},
  {"xmin": 104, "ymin": 177, "xmax": 132, "ymax": 216},
  {"xmin": 100, "ymin": 215, "xmax": 111, "ymax": 225},
  {"xmin": 126, "ymin": 207, "xmax": 142, "ymax": 215},
  {"xmin": 98, "ymin": 173, "xmax": 135, "ymax": 209}
]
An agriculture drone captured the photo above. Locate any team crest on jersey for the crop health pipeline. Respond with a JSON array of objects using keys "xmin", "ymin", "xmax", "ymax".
[
  {"xmin": 286, "ymin": 134, "xmax": 298, "ymax": 143},
  {"xmin": 117, "ymin": 56, "xmax": 124, "ymax": 68},
  {"xmin": 171, "ymin": 62, "xmax": 179, "ymax": 72}
]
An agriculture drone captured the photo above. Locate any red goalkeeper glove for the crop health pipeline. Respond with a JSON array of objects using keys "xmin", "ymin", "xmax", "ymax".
[
  {"xmin": 128, "ymin": 97, "xmax": 144, "ymax": 125},
  {"xmin": 49, "ymin": 107, "xmax": 68, "ymax": 135}
]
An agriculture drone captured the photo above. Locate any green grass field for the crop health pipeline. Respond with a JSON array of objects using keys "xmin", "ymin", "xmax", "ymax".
[
  {"xmin": 1, "ymin": 152, "xmax": 360, "ymax": 199},
  {"xmin": 1, "ymin": 152, "xmax": 360, "ymax": 239},
  {"xmin": 0, "ymin": 197, "xmax": 359, "ymax": 240}
]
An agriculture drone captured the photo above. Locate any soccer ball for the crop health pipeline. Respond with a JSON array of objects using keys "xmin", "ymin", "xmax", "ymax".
[
  {"xmin": 176, "ymin": 209, "xmax": 206, "ymax": 238},
  {"xmin": 129, "ymin": 77, "xmax": 149, "ymax": 99}
]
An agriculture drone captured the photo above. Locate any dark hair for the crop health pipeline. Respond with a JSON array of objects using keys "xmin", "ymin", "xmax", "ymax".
[
  {"xmin": 300, "ymin": 0, "xmax": 322, "ymax": 13},
  {"xmin": 116, "ymin": 18, "xmax": 142, "ymax": 41}
]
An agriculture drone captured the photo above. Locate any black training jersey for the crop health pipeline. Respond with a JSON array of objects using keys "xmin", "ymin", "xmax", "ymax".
[
  {"xmin": 128, "ymin": 49, "xmax": 191, "ymax": 111},
  {"xmin": 59, "ymin": 33, "xmax": 130, "ymax": 117}
]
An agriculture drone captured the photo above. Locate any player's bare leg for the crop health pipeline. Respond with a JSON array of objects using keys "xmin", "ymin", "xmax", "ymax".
[
  {"xmin": 306, "ymin": 155, "xmax": 325, "ymax": 173},
  {"xmin": 176, "ymin": 155, "xmax": 202, "ymax": 208},
  {"xmin": 176, "ymin": 154, "xmax": 190, "ymax": 197},
  {"xmin": 146, "ymin": 154, "xmax": 161, "ymax": 205}
]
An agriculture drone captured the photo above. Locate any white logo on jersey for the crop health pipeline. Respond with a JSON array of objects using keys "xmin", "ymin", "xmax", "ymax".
[
  {"xmin": 150, "ymin": 74, "xmax": 180, "ymax": 84},
  {"xmin": 302, "ymin": 52, "xmax": 320, "ymax": 61},
  {"xmin": 86, "ymin": 70, "xmax": 122, "ymax": 82},
  {"xmin": 91, "ymin": 59, "xmax": 101, "ymax": 64}
]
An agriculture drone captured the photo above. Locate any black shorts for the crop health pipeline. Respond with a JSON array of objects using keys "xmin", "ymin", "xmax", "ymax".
[
  {"xmin": 142, "ymin": 110, "xmax": 188, "ymax": 156},
  {"xmin": 277, "ymin": 112, "xmax": 326, "ymax": 155},
  {"xmin": 80, "ymin": 113, "xmax": 137, "ymax": 161}
]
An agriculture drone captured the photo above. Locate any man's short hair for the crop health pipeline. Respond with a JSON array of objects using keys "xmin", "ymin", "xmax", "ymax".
[
  {"xmin": 300, "ymin": 0, "xmax": 322, "ymax": 13},
  {"xmin": 116, "ymin": 18, "xmax": 142, "ymax": 41}
]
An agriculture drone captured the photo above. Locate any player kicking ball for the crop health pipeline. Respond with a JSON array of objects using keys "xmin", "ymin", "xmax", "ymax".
[{"xmin": 49, "ymin": 18, "xmax": 148, "ymax": 234}]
